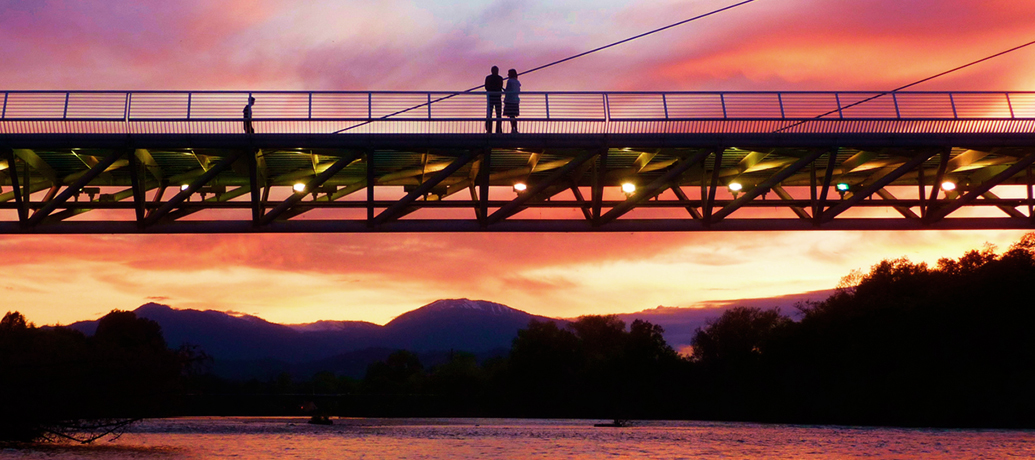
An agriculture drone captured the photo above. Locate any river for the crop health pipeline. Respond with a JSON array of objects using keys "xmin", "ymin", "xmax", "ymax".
[{"xmin": 3, "ymin": 417, "xmax": 1033, "ymax": 459}]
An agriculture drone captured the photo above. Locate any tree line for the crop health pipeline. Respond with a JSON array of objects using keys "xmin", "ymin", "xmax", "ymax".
[
  {"xmin": 5, "ymin": 233, "xmax": 1035, "ymax": 442},
  {"xmin": 198, "ymin": 232, "xmax": 1035, "ymax": 427}
]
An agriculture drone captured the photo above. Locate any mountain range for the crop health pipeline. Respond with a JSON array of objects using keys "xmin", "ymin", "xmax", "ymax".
[{"xmin": 68, "ymin": 292, "xmax": 832, "ymax": 380}]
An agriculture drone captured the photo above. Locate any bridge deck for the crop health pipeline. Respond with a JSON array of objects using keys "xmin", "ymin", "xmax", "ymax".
[{"xmin": 2, "ymin": 91, "xmax": 1034, "ymax": 233}]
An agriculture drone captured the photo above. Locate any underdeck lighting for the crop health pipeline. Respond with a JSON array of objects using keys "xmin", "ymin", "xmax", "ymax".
[
  {"xmin": 941, "ymin": 181, "xmax": 957, "ymax": 192},
  {"xmin": 293, "ymin": 183, "xmax": 307, "ymax": 193},
  {"xmin": 836, "ymin": 183, "xmax": 851, "ymax": 192},
  {"xmin": 180, "ymin": 184, "xmax": 190, "ymax": 191},
  {"xmin": 621, "ymin": 182, "xmax": 636, "ymax": 195},
  {"xmin": 728, "ymin": 182, "xmax": 743, "ymax": 193},
  {"xmin": 513, "ymin": 182, "xmax": 528, "ymax": 192}
]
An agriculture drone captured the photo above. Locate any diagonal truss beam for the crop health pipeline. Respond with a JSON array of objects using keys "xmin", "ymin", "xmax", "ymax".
[
  {"xmin": 486, "ymin": 149, "xmax": 601, "ymax": 226},
  {"xmin": 372, "ymin": 151, "xmax": 476, "ymax": 226},
  {"xmin": 135, "ymin": 148, "xmax": 163, "ymax": 182},
  {"xmin": 711, "ymin": 150, "xmax": 825, "ymax": 222},
  {"xmin": 259, "ymin": 151, "xmax": 363, "ymax": 225},
  {"xmin": 163, "ymin": 186, "xmax": 252, "ymax": 222},
  {"xmin": 875, "ymin": 189, "xmax": 920, "ymax": 219},
  {"xmin": 771, "ymin": 185, "xmax": 811, "ymax": 220},
  {"xmin": 478, "ymin": 149, "xmax": 491, "ymax": 223},
  {"xmin": 925, "ymin": 151, "xmax": 1035, "ymax": 223},
  {"xmin": 1, "ymin": 148, "xmax": 27, "ymax": 223},
  {"xmin": 813, "ymin": 150, "xmax": 839, "ymax": 224},
  {"xmin": 821, "ymin": 151, "xmax": 937, "ymax": 224},
  {"xmin": 596, "ymin": 149, "xmax": 711, "ymax": 226},
  {"xmin": 670, "ymin": 185, "xmax": 703, "ymax": 219},
  {"xmin": 14, "ymin": 149, "xmax": 58, "ymax": 185},
  {"xmin": 143, "ymin": 150, "xmax": 247, "ymax": 227},
  {"xmin": 128, "ymin": 151, "xmax": 147, "ymax": 223},
  {"xmin": 982, "ymin": 191, "xmax": 1027, "ymax": 218},
  {"xmin": 249, "ymin": 150, "xmax": 263, "ymax": 222},
  {"xmin": 702, "ymin": 149, "xmax": 724, "ymax": 225},
  {"xmin": 27, "ymin": 150, "xmax": 126, "ymax": 227}
]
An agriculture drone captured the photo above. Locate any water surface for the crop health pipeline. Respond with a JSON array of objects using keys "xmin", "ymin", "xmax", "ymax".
[{"xmin": 3, "ymin": 417, "xmax": 1033, "ymax": 459}]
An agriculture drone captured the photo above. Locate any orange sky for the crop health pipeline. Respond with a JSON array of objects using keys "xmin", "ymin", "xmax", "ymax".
[{"xmin": 2, "ymin": 0, "xmax": 1035, "ymax": 325}]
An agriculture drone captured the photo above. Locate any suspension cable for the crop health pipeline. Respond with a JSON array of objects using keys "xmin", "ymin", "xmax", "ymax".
[
  {"xmin": 333, "ymin": 0, "xmax": 760, "ymax": 133},
  {"xmin": 775, "ymin": 38, "xmax": 1035, "ymax": 133}
]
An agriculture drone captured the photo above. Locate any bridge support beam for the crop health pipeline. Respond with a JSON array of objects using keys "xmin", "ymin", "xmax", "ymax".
[
  {"xmin": 143, "ymin": 150, "xmax": 247, "ymax": 227},
  {"xmin": 259, "ymin": 151, "xmax": 363, "ymax": 225},
  {"xmin": 821, "ymin": 151, "xmax": 937, "ymax": 224},
  {"xmin": 596, "ymin": 148, "xmax": 711, "ymax": 226},
  {"xmin": 27, "ymin": 150, "xmax": 126, "ymax": 227},
  {"xmin": 1, "ymin": 148, "xmax": 28, "ymax": 224},
  {"xmin": 373, "ymin": 150, "xmax": 476, "ymax": 226},
  {"xmin": 926, "ymin": 151, "xmax": 1035, "ymax": 223},
  {"xmin": 486, "ymin": 149, "xmax": 601, "ymax": 226}
]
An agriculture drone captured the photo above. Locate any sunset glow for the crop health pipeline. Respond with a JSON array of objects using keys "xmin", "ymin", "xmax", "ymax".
[{"xmin": 2, "ymin": 0, "xmax": 1035, "ymax": 326}]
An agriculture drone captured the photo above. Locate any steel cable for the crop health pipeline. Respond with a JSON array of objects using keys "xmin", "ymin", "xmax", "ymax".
[{"xmin": 333, "ymin": 0, "xmax": 760, "ymax": 133}]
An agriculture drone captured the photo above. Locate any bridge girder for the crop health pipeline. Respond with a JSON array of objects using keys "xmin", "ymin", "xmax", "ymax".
[{"xmin": 1, "ymin": 134, "xmax": 1035, "ymax": 233}]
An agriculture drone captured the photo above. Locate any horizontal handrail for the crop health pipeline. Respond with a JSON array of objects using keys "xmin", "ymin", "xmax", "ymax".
[{"xmin": 2, "ymin": 90, "xmax": 1034, "ymax": 136}]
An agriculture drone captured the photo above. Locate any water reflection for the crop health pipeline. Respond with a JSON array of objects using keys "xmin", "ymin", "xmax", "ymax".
[{"xmin": 3, "ymin": 418, "xmax": 1034, "ymax": 459}]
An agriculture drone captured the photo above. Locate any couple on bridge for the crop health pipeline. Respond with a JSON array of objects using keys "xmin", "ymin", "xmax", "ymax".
[{"xmin": 485, "ymin": 66, "xmax": 521, "ymax": 134}]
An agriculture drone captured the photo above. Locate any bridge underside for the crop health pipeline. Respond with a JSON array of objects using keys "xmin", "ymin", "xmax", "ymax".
[{"xmin": 2, "ymin": 132, "xmax": 1035, "ymax": 233}]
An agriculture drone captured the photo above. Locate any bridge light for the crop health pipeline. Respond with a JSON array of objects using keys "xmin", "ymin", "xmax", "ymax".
[
  {"xmin": 621, "ymin": 182, "xmax": 636, "ymax": 196},
  {"xmin": 836, "ymin": 183, "xmax": 850, "ymax": 193},
  {"xmin": 180, "ymin": 184, "xmax": 190, "ymax": 191},
  {"xmin": 941, "ymin": 181, "xmax": 956, "ymax": 192},
  {"xmin": 728, "ymin": 182, "xmax": 743, "ymax": 193},
  {"xmin": 293, "ymin": 183, "xmax": 307, "ymax": 193},
  {"xmin": 513, "ymin": 182, "xmax": 527, "ymax": 193}
]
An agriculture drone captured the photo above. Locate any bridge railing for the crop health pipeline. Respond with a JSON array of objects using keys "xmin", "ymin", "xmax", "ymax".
[{"xmin": 2, "ymin": 90, "xmax": 1035, "ymax": 134}]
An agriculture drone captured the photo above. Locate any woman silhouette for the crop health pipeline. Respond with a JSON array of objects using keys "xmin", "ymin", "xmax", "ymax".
[{"xmin": 503, "ymin": 69, "xmax": 521, "ymax": 133}]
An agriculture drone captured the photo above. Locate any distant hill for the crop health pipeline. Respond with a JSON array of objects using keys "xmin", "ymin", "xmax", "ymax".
[
  {"xmin": 68, "ymin": 299, "xmax": 556, "ymax": 379},
  {"xmin": 614, "ymin": 289, "xmax": 836, "ymax": 351},
  {"xmin": 66, "ymin": 292, "xmax": 833, "ymax": 379}
]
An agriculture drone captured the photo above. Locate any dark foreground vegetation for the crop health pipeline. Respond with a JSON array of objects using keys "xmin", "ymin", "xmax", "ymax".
[
  {"xmin": 5, "ymin": 233, "xmax": 1035, "ymax": 442},
  {"xmin": 0, "ymin": 311, "xmax": 199, "ymax": 443}
]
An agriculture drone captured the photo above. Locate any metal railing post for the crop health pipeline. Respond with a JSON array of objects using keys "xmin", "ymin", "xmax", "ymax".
[
  {"xmin": 124, "ymin": 92, "xmax": 131, "ymax": 123},
  {"xmin": 427, "ymin": 93, "xmax": 432, "ymax": 119},
  {"xmin": 835, "ymin": 93, "xmax": 844, "ymax": 119},
  {"xmin": 603, "ymin": 93, "xmax": 610, "ymax": 121},
  {"xmin": 720, "ymin": 93, "xmax": 728, "ymax": 118},
  {"xmin": 1, "ymin": 92, "xmax": 7, "ymax": 119},
  {"xmin": 892, "ymin": 92, "xmax": 901, "ymax": 118},
  {"xmin": 777, "ymin": 93, "xmax": 785, "ymax": 118},
  {"xmin": 949, "ymin": 93, "xmax": 958, "ymax": 119},
  {"xmin": 308, "ymin": 92, "xmax": 312, "ymax": 119},
  {"xmin": 545, "ymin": 93, "xmax": 551, "ymax": 119},
  {"xmin": 662, "ymin": 93, "xmax": 669, "ymax": 119},
  {"xmin": 187, "ymin": 92, "xmax": 192, "ymax": 120},
  {"xmin": 367, "ymin": 93, "xmax": 372, "ymax": 119},
  {"xmin": 1006, "ymin": 92, "xmax": 1016, "ymax": 119},
  {"xmin": 63, "ymin": 92, "xmax": 70, "ymax": 119}
]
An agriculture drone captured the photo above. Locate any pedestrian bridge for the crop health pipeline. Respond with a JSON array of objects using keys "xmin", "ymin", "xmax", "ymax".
[{"xmin": 1, "ymin": 90, "xmax": 1034, "ymax": 233}]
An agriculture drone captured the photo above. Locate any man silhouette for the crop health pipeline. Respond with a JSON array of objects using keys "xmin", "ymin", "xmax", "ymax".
[
  {"xmin": 484, "ymin": 66, "xmax": 504, "ymax": 133},
  {"xmin": 243, "ymin": 96, "xmax": 255, "ymax": 134}
]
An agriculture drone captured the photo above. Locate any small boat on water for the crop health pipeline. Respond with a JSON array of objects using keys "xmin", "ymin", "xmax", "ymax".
[
  {"xmin": 594, "ymin": 419, "xmax": 630, "ymax": 428},
  {"xmin": 308, "ymin": 415, "xmax": 333, "ymax": 425}
]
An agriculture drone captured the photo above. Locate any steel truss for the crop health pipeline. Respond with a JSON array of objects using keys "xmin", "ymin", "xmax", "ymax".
[{"xmin": 2, "ymin": 131, "xmax": 1035, "ymax": 233}]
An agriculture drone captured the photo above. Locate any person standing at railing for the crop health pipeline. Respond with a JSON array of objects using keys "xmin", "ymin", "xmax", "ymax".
[
  {"xmin": 504, "ymin": 69, "xmax": 521, "ymax": 133},
  {"xmin": 485, "ymin": 66, "xmax": 504, "ymax": 133},
  {"xmin": 243, "ymin": 96, "xmax": 255, "ymax": 134}
]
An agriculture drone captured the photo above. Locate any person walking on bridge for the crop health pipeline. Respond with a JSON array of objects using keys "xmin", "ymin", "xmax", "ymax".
[
  {"xmin": 243, "ymin": 96, "xmax": 255, "ymax": 134},
  {"xmin": 504, "ymin": 69, "xmax": 521, "ymax": 133},
  {"xmin": 484, "ymin": 66, "xmax": 504, "ymax": 133}
]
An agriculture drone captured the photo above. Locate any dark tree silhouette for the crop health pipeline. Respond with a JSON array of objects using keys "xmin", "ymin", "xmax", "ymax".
[{"xmin": 0, "ymin": 310, "xmax": 188, "ymax": 443}]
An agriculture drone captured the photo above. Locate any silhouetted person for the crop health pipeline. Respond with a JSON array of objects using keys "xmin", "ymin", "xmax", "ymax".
[
  {"xmin": 243, "ymin": 96, "xmax": 255, "ymax": 134},
  {"xmin": 485, "ymin": 66, "xmax": 504, "ymax": 133},
  {"xmin": 504, "ymin": 69, "xmax": 521, "ymax": 133}
]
